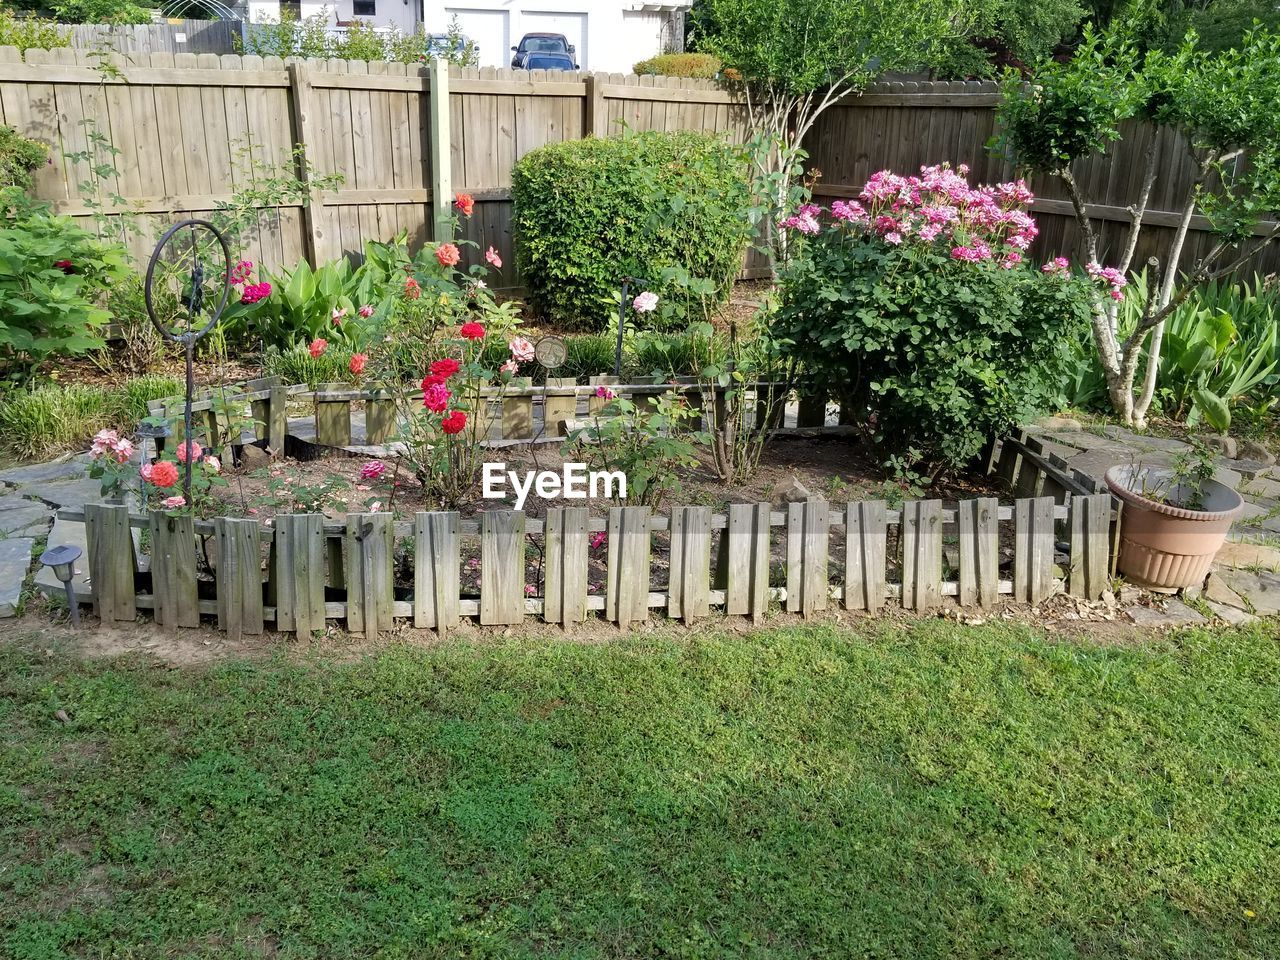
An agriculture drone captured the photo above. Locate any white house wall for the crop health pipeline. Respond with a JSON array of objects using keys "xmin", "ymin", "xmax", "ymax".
[
  {"xmin": 423, "ymin": 1, "xmax": 684, "ymax": 72},
  {"xmin": 246, "ymin": 0, "xmax": 419, "ymax": 40}
]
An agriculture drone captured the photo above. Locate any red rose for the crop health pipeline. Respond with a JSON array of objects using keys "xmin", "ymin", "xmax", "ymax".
[
  {"xmin": 349, "ymin": 353, "xmax": 368, "ymax": 376},
  {"xmin": 149, "ymin": 460, "xmax": 179, "ymax": 489},
  {"xmin": 53, "ymin": 259, "xmax": 74, "ymax": 274},
  {"xmin": 441, "ymin": 410, "xmax": 467, "ymax": 435},
  {"xmin": 430, "ymin": 358, "xmax": 460, "ymax": 379},
  {"xmin": 454, "ymin": 193, "xmax": 474, "ymax": 217},
  {"xmin": 459, "ymin": 322, "xmax": 485, "ymax": 341},
  {"xmin": 404, "ymin": 277, "xmax": 421, "ymax": 300},
  {"xmin": 421, "ymin": 374, "xmax": 445, "ymax": 391}
]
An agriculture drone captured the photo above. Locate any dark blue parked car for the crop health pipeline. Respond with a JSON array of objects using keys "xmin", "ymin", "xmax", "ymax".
[
  {"xmin": 511, "ymin": 32, "xmax": 578, "ymax": 69},
  {"xmin": 522, "ymin": 51, "xmax": 578, "ymax": 71}
]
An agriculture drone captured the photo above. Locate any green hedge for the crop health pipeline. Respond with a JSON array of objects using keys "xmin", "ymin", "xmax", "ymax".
[
  {"xmin": 633, "ymin": 52, "xmax": 722, "ymax": 78},
  {"xmin": 510, "ymin": 130, "xmax": 750, "ymax": 330}
]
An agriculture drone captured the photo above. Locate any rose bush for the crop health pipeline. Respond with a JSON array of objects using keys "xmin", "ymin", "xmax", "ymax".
[{"xmin": 772, "ymin": 164, "xmax": 1093, "ymax": 473}]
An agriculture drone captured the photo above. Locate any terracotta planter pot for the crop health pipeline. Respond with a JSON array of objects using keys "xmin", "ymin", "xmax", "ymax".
[{"xmin": 1105, "ymin": 465, "xmax": 1243, "ymax": 592}]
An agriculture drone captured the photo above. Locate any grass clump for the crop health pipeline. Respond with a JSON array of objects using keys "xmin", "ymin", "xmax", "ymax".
[
  {"xmin": 0, "ymin": 374, "xmax": 182, "ymax": 460},
  {"xmin": 1, "ymin": 621, "xmax": 1278, "ymax": 957}
]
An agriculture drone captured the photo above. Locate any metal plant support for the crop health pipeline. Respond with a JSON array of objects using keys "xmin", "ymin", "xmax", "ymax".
[{"xmin": 144, "ymin": 219, "xmax": 232, "ymax": 503}]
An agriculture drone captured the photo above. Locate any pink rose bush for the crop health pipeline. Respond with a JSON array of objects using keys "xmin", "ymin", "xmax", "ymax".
[{"xmin": 771, "ymin": 163, "xmax": 1095, "ymax": 471}]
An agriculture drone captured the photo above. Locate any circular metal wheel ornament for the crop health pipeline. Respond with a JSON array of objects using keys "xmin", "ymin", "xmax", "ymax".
[
  {"xmin": 534, "ymin": 335, "xmax": 568, "ymax": 370},
  {"xmin": 144, "ymin": 219, "xmax": 233, "ymax": 345}
]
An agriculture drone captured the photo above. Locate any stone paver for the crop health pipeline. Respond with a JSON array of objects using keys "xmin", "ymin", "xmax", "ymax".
[
  {"xmin": 1204, "ymin": 573, "xmax": 1248, "ymax": 609},
  {"xmin": 1127, "ymin": 599, "xmax": 1208, "ymax": 627},
  {"xmin": 0, "ymin": 495, "xmax": 52, "ymax": 537},
  {"xmin": 0, "ymin": 456, "xmax": 87, "ymax": 486},
  {"xmin": 1215, "ymin": 541, "xmax": 1280, "ymax": 572},
  {"xmin": 1205, "ymin": 600, "xmax": 1257, "ymax": 625},
  {"xmin": 0, "ymin": 537, "xmax": 33, "ymax": 617},
  {"xmin": 32, "ymin": 477, "xmax": 110, "ymax": 511},
  {"xmin": 1215, "ymin": 569, "xmax": 1280, "ymax": 616}
]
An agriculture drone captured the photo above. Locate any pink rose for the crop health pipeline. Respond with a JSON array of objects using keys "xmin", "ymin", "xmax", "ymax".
[
  {"xmin": 485, "ymin": 246, "xmax": 502, "ymax": 269},
  {"xmin": 508, "ymin": 337, "xmax": 535, "ymax": 363}
]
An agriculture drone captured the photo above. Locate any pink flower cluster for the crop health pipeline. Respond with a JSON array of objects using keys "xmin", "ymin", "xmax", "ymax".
[
  {"xmin": 89, "ymin": 429, "xmax": 133, "ymax": 464},
  {"xmin": 229, "ymin": 259, "xmax": 272, "ymax": 304},
  {"xmin": 1086, "ymin": 262, "xmax": 1128, "ymax": 301},
  {"xmin": 785, "ymin": 164, "xmax": 1040, "ymax": 266}
]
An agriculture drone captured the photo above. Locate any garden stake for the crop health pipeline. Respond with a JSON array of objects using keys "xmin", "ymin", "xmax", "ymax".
[
  {"xmin": 144, "ymin": 220, "xmax": 232, "ymax": 505},
  {"xmin": 614, "ymin": 277, "xmax": 632, "ymax": 377}
]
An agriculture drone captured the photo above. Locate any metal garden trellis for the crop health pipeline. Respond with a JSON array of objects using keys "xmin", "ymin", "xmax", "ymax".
[{"xmin": 143, "ymin": 219, "xmax": 232, "ymax": 504}]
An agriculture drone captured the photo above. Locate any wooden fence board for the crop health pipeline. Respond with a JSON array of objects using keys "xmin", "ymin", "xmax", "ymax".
[
  {"xmin": 271, "ymin": 514, "xmax": 326, "ymax": 637},
  {"xmin": 1069, "ymin": 493, "xmax": 1113, "ymax": 600},
  {"xmin": 606, "ymin": 506, "xmax": 651, "ymax": 626},
  {"xmin": 901, "ymin": 500, "xmax": 942, "ymax": 611},
  {"xmin": 215, "ymin": 517, "xmax": 263, "ymax": 637},
  {"xmin": 480, "ymin": 510, "xmax": 526, "ymax": 625},
  {"xmin": 315, "ymin": 382, "xmax": 352, "ymax": 446},
  {"xmin": 724, "ymin": 502, "xmax": 770, "ymax": 619},
  {"xmin": 502, "ymin": 377, "xmax": 533, "ymax": 439},
  {"xmin": 149, "ymin": 510, "xmax": 199, "ymax": 629},
  {"xmin": 544, "ymin": 507, "xmax": 589, "ymax": 624},
  {"xmin": 668, "ymin": 506, "xmax": 711, "ymax": 623},
  {"xmin": 543, "ymin": 377, "xmax": 577, "ymax": 436},
  {"xmin": 1014, "ymin": 496, "xmax": 1057, "ymax": 604},
  {"xmin": 958, "ymin": 497, "xmax": 999, "ymax": 607},
  {"xmin": 414, "ymin": 511, "xmax": 460, "ymax": 631},
  {"xmin": 345, "ymin": 512, "xmax": 394, "ymax": 637},
  {"xmin": 844, "ymin": 500, "xmax": 887, "ymax": 611},
  {"xmin": 85, "ymin": 503, "xmax": 136, "ymax": 623}
]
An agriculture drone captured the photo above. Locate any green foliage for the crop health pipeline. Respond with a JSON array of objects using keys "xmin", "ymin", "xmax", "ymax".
[
  {"xmin": 773, "ymin": 231, "xmax": 1092, "ymax": 471},
  {"xmin": 44, "ymin": 0, "xmax": 150, "ymax": 23},
  {"xmin": 928, "ymin": 0, "xmax": 1085, "ymax": 77},
  {"xmin": 564, "ymin": 389, "xmax": 706, "ymax": 507},
  {"xmin": 0, "ymin": 373, "xmax": 181, "ymax": 459},
  {"xmin": 0, "ymin": 7, "xmax": 67, "ymax": 51},
  {"xmin": 632, "ymin": 52, "xmax": 722, "ymax": 78},
  {"xmin": 263, "ymin": 340, "xmax": 360, "ymax": 388},
  {"xmin": 2, "ymin": 621, "xmax": 1280, "ymax": 956},
  {"xmin": 561, "ymin": 332, "xmax": 616, "ymax": 381},
  {"xmin": 0, "ymin": 188, "xmax": 130, "ymax": 378},
  {"xmin": 240, "ymin": 12, "xmax": 479, "ymax": 65},
  {"xmin": 511, "ymin": 130, "xmax": 751, "ymax": 330},
  {"xmin": 0, "ymin": 125, "xmax": 47, "ymax": 191}
]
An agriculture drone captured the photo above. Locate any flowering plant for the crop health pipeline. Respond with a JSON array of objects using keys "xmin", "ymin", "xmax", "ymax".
[
  {"xmin": 773, "ymin": 164, "xmax": 1093, "ymax": 472},
  {"xmin": 86, "ymin": 428, "xmax": 136, "ymax": 500},
  {"xmin": 394, "ymin": 321, "xmax": 525, "ymax": 507},
  {"xmin": 137, "ymin": 437, "xmax": 229, "ymax": 515}
]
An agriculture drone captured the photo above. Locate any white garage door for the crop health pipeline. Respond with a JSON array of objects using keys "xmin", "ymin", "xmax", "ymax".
[
  {"xmin": 446, "ymin": 8, "xmax": 510, "ymax": 67},
  {"xmin": 519, "ymin": 11, "xmax": 586, "ymax": 68}
]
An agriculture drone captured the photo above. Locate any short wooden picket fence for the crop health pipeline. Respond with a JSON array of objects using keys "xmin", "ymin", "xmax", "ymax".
[{"xmin": 74, "ymin": 492, "xmax": 1115, "ymax": 637}]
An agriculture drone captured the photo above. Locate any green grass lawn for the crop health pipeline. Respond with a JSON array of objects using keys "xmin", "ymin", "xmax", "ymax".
[{"xmin": 2, "ymin": 621, "xmax": 1278, "ymax": 959}]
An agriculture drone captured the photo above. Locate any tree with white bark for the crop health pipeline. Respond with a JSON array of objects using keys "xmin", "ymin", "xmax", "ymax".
[{"xmin": 995, "ymin": 25, "xmax": 1280, "ymax": 428}]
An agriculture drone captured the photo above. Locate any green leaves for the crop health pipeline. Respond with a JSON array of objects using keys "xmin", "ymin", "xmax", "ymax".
[{"xmin": 1192, "ymin": 386, "xmax": 1232, "ymax": 432}]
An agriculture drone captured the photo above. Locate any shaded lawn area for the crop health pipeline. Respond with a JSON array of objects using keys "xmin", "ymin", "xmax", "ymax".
[{"xmin": 1, "ymin": 622, "xmax": 1278, "ymax": 959}]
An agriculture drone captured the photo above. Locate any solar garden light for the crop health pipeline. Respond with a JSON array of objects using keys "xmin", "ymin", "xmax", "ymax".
[
  {"xmin": 39, "ymin": 544, "xmax": 83, "ymax": 627},
  {"xmin": 136, "ymin": 418, "xmax": 171, "ymax": 463}
]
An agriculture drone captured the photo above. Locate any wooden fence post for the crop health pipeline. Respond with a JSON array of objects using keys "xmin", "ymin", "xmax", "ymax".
[
  {"xmin": 428, "ymin": 57, "xmax": 452, "ymax": 241},
  {"xmin": 585, "ymin": 72, "xmax": 608, "ymax": 137},
  {"xmin": 315, "ymin": 384, "xmax": 352, "ymax": 446},
  {"xmin": 365, "ymin": 387, "xmax": 397, "ymax": 444},
  {"xmin": 149, "ymin": 510, "xmax": 200, "ymax": 629},
  {"xmin": 957, "ymin": 497, "xmax": 999, "ymax": 607},
  {"xmin": 287, "ymin": 62, "xmax": 322, "ymax": 264},
  {"xmin": 85, "ymin": 503, "xmax": 136, "ymax": 623},
  {"xmin": 502, "ymin": 378, "xmax": 533, "ymax": 440},
  {"xmin": 543, "ymin": 378, "xmax": 576, "ymax": 436}
]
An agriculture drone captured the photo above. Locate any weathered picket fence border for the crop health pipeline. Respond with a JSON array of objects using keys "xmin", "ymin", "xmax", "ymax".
[
  {"xmin": 71, "ymin": 491, "xmax": 1114, "ymax": 638},
  {"xmin": 148, "ymin": 376, "xmax": 828, "ymax": 448}
]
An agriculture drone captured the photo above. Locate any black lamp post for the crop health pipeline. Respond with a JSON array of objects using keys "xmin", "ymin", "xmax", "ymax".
[{"xmin": 39, "ymin": 544, "xmax": 83, "ymax": 627}]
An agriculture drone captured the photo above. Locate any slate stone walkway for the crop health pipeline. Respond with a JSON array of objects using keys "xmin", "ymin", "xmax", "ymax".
[{"xmin": 1027, "ymin": 417, "xmax": 1280, "ymax": 625}]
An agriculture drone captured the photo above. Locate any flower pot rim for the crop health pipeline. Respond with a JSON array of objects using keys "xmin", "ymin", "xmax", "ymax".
[{"xmin": 1104, "ymin": 465, "xmax": 1243, "ymax": 523}]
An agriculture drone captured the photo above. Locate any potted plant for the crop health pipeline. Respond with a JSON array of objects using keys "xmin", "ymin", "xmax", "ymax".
[{"xmin": 1105, "ymin": 440, "xmax": 1243, "ymax": 592}]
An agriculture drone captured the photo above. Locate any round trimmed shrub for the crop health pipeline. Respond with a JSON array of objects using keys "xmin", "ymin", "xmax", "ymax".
[{"xmin": 511, "ymin": 130, "xmax": 750, "ymax": 330}]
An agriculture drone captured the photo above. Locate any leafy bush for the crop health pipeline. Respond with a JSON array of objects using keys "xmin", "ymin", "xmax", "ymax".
[
  {"xmin": 263, "ymin": 341, "xmax": 360, "ymax": 388},
  {"xmin": 0, "ymin": 7, "xmax": 68, "ymax": 52},
  {"xmin": 0, "ymin": 188, "xmax": 130, "ymax": 379},
  {"xmin": 511, "ymin": 130, "xmax": 751, "ymax": 330},
  {"xmin": 241, "ymin": 13, "xmax": 479, "ymax": 65},
  {"xmin": 44, "ymin": 0, "xmax": 151, "ymax": 24},
  {"xmin": 0, "ymin": 374, "xmax": 181, "ymax": 460},
  {"xmin": 633, "ymin": 52, "xmax": 722, "ymax": 78},
  {"xmin": 0, "ymin": 125, "xmax": 47, "ymax": 191},
  {"xmin": 772, "ymin": 165, "xmax": 1092, "ymax": 472}
]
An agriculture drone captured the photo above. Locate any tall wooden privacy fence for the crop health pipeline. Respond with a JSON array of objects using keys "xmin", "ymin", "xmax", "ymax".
[
  {"xmin": 66, "ymin": 20, "xmax": 240, "ymax": 56},
  {"xmin": 7, "ymin": 52, "xmax": 1269, "ymax": 286},
  {"xmin": 76, "ymin": 492, "xmax": 1114, "ymax": 638}
]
